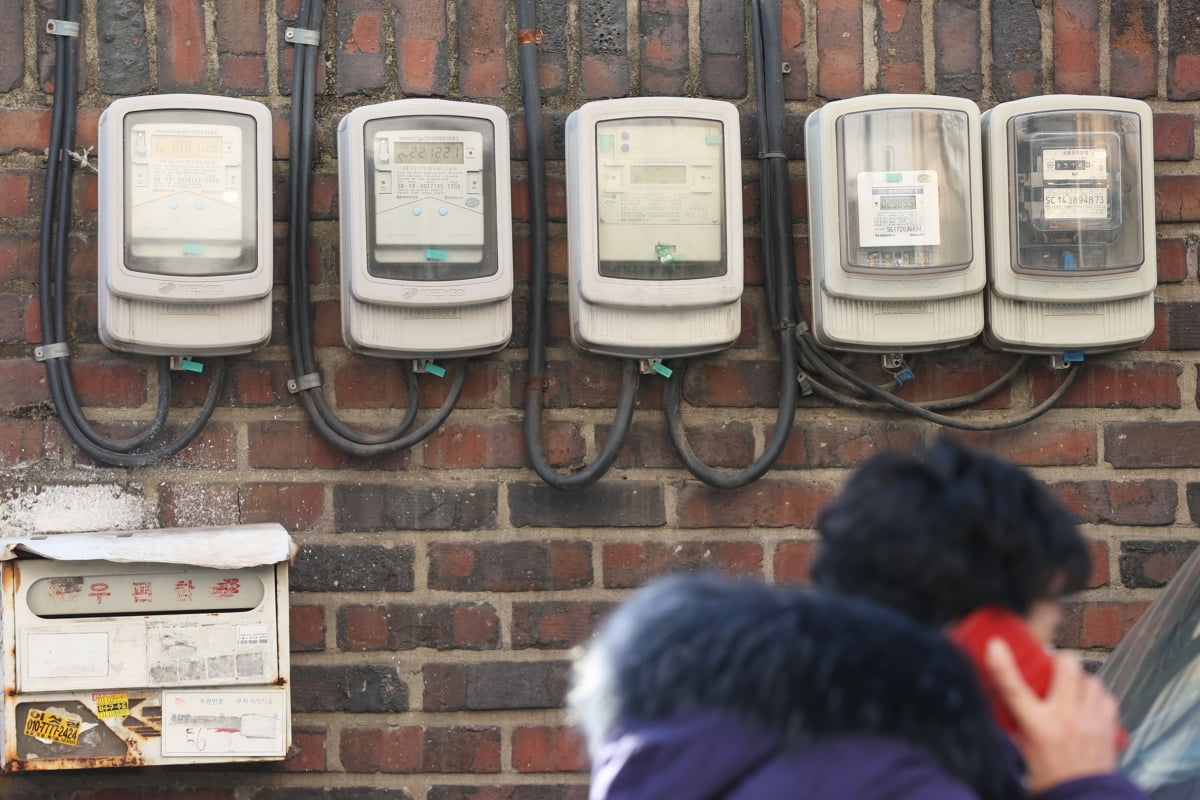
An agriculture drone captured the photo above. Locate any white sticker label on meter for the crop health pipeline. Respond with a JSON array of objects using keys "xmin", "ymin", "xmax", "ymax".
[
  {"xmin": 1042, "ymin": 187, "xmax": 1109, "ymax": 220},
  {"xmin": 857, "ymin": 171, "xmax": 941, "ymax": 247},
  {"xmin": 1042, "ymin": 148, "xmax": 1108, "ymax": 182}
]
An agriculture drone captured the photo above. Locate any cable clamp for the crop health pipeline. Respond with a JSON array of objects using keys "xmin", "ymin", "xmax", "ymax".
[
  {"xmin": 288, "ymin": 372, "xmax": 322, "ymax": 393},
  {"xmin": 34, "ymin": 342, "xmax": 70, "ymax": 361},
  {"xmin": 46, "ymin": 19, "xmax": 80, "ymax": 37},
  {"xmin": 518, "ymin": 28, "xmax": 545, "ymax": 46},
  {"xmin": 757, "ymin": 150, "xmax": 787, "ymax": 160},
  {"xmin": 285, "ymin": 26, "xmax": 321, "ymax": 46}
]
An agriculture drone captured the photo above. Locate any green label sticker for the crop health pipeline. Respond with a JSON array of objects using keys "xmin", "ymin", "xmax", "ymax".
[
  {"xmin": 181, "ymin": 243, "xmax": 205, "ymax": 255},
  {"xmin": 885, "ymin": 172, "xmax": 903, "ymax": 183},
  {"xmin": 93, "ymin": 692, "xmax": 130, "ymax": 720},
  {"xmin": 600, "ymin": 134, "xmax": 614, "ymax": 152},
  {"xmin": 706, "ymin": 133, "xmax": 723, "ymax": 145},
  {"xmin": 24, "ymin": 707, "xmax": 82, "ymax": 745},
  {"xmin": 655, "ymin": 244, "xmax": 676, "ymax": 264},
  {"xmin": 425, "ymin": 249, "xmax": 448, "ymax": 261}
]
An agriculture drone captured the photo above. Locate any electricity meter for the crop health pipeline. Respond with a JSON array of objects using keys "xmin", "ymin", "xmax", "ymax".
[
  {"xmin": 98, "ymin": 95, "xmax": 274, "ymax": 356},
  {"xmin": 565, "ymin": 97, "xmax": 743, "ymax": 358},
  {"xmin": 982, "ymin": 95, "xmax": 1156, "ymax": 354},
  {"xmin": 337, "ymin": 99, "xmax": 513, "ymax": 359},
  {"xmin": 805, "ymin": 94, "xmax": 986, "ymax": 352}
]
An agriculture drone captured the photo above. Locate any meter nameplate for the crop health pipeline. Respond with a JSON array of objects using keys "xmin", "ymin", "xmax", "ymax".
[
  {"xmin": 1043, "ymin": 148, "xmax": 1108, "ymax": 182},
  {"xmin": 372, "ymin": 129, "xmax": 485, "ymax": 260},
  {"xmin": 856, "ymin": 170, "xmax": 942, "ymax": 247},
  {"xmin": 1043, "ymin": 187, "xmax": 1109, "ymax": 220},
  {"xmin": 127, "ymin": 122, "xmax": 245, "ymax": 258}
]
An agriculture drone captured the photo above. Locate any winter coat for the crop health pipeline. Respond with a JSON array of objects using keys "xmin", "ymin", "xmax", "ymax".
[{"xmin": 570, "ymin": 573, "xmax": 1145, "ymax": 800}]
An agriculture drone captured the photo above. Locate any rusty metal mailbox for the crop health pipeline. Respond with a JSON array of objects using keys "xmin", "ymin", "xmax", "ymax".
[{"xmin": 0, "ymin": 524, "xmax": 295, "ymax": 771}]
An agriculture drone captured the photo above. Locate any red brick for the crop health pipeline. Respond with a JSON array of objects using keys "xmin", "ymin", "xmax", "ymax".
[
  {"xmin": 788, "ymin": 420, "xmax": 925, "ymax": 468},
  {"xmin": 1111, "ymin": 0, "xmax": 1157, "ymax": 97},
  {"xmin": 1168, "ymin": 0, "xmax": 1200, "ymax": 99},
  {"xmin": 248, "ymin": 421, "xmax": 353, "ymax": 469},
  {"xmin": 1155, "ymin": 114, "xmax": 1196, "ymax": 162},
  {"xmin": 173, "ymin": 423, "xmax": 239, "ymax": 470},
  {"xmin": 682, "ymin": 361, "xmax": 789, "ymax": 408},
  {"xmin": 0, "ymin": 171, "xmax": 33, "ymax": 217},
  {"xmin": 774, "ymin": 540, "xmax": 818, "ymax": 584},
  {"xmin": 458, "ymin": 0, "xmax": 506, "ymax": 98},
  {"xmin": 217, "ymin": 54, "xmax": 268, "ymax": 93},
  {"xmin": 877, "ymin": 0, "xmax": 924, "ymax": 93},
  {"xmin": 69, "ymin": 360, "xmax": 149, "ymax": 407},
  {"xmin": 1052, "ymin": 0, "xmax": 1099, "ymax": 93},
  {"xmin": 816, "ymin": 0, "xmax": 863, "ymax": 98},
  {"xmin": 429, "ymin": 542, "xmax": 592, "ymax": 592},
  {"xmin": 602, "ymin": 541, "xmax": 765, "ymax": 587},
  {"xmin": 282, "ymin": 726, "xmax": 327, "ymax": 772},
  {"xmin": 1029, "ymin": 362, "xmax": 1181, "ymax": 409},
  {"xmin": 1085, "ymin": 541, "xmax": 1109, "ymax": 588},
  {"xmin": 157, "ymin": 0, "xmax": 208, "ymax": 91},
  {"xmin": 159, "ymin": 483, "xmax": 240, "ymax": 528},
  {"xmin": 396, "ymin": 0, "xmax": 449, "ymax": 96},
  {"xmin": 677, "ymin": 481, "xmax": 834, "ymax": 528},
  {"xmin": 0, "ymin": 110, "xmax": 51, "ymax": 155},
  {"xmin": 1058, "ymin": 600, "xmax": 1150, "ymax": 649},
  {"xmin": 780, "ymin": 0, "xmax": 808, "ymax": 99},
  {"xmin": 423, "ymin": 423, "xmax": 526, "ymax": 469},
  {"xmin": 239, "ymin": 483, "xmax": 325, "ymax": 530},
  {"xmin": 641, "ymin": 0, "xmax": 689, "ymax": 95},
  {"xmin": 512, "ymin": 601, "xmax": 614, "ymax": 649},
  {"xmin": 216, "ymin": 0, "xmax": 266, "ymax": 54},
  {"xmin": 336, "ymin": 0, "xmax": 386, "ymax": 95},
  {"xmin": 1051, "ymin": 479, "xmax": 1178, "ymax": 526},
  {"xmin": 1157, "ymin": 238, "xmax": 1188, "ymax": 284},
  {"xmin": 0, "ymin": 359, "xmax": 51, "ymax": 406},
  {"xmin": 512, "ymin": 726, "xmax": 589, "ymax": 773},
  {"xmin": 342, "ymin": 726, "xmax": 502, "ymax": 773},
  {"xmin": 951, "ymin": 422, "xmax": 1097, "ymax": 466},
  {"xmin": 935, "ymin": 0, "xmax": 981, "ymax": 97},
  {"xmin": 340, "ymin": 605, "xmax": 391, "ymax": 650},
  {"xmin": 290, "ymin": 605, "xmax": 327, "ymax": 652}
]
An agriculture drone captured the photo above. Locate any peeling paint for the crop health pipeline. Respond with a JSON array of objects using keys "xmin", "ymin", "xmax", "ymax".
[{"xmin": 0, "ymin": 485, "xmax": 148, "ymax": 535}]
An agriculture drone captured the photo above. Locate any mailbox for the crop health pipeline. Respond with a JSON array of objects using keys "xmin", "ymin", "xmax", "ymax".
[{"xmin": 0, "ymin": 523, "xmax": 295, "ymax": 771}]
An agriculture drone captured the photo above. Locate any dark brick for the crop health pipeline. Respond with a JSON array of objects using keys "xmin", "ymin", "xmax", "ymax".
[
  {"xmin": 430, "ymin": 788, "xmax": 588, "ymax": 800},
  {"xmin": 877, "ymin": 0, "xmax": 923, "ymax": 92},
  {"xmin": 774, "ymin": 540, "xmax": 818, "ymax": 584},
  {"xmin": 816, "ymin": 0, "xmax": 863, "ymax": 98},
  {"xmin": 334, "ymin": 483, "xmax": 498, "ymax": 531},
  {"xmin": 700, "ymin": 0, "xmax": 747, "ymax": 98},
  {"xmin": 0, "ymin": 0, "xmax": 21, "ymax": 90},
  {"xmin": 277, "ymin": 0, "xmax": 327, "ymax": 95},
  {"xmin": 423, "ymin": 661, "xmax": 571, "ymax": 711},
  {"xmin": 604, "ymin": 419, "xmax": 756, "ymax": 470},
  {"xmin": 1151, "ymin": 301, "xmax": 1200, "ymax": 350},
  {"xmin": 512, "ymin": 601, "xmax": 615, "ymax": 649},
  {"xmin": 780, "ymin": 0, "xmax": 808, "ymax": 100},
  {"xmin": 429, "ymin": 541, "xmax": 593, "ymax": 591},
  {"xmin": 1051, "ymin": 480, "xmax": 1178, "ymax": 526},
  {"xmin": 338, "ymin": 603, "xmax": 501, "ymax": 651},
  {"xmin": 97, "ymin": 0, "xmax": 151, "ymax": 94},
  {"xmin": 291, "ymin": 544, "xmax": 415, "ymax": 592},
  {"xmin": 458, "ymin": 0, "xmax": 506, "ymax": 98},
  {"xmin": 676, "ymin": 481, "xmax": 833, "ymax": 528},
  {"xmin": 1029, "ymin": 362, "xmax": 1182, "ymax": 409},
  {"xmin": 396, "ymin": 0, "xmax": 450, "ymax": 96},
  {"xmin": 256, "ymin": 788, "xmax": 411, "ymax": 800},
  {"xmin": 292, "ymin": 664, "xmax": 408, "ymax": 713},
  {"xmin": 157, "ymin": 0, "xmax": 208, "ymax": 91},
  {"xmin": 602, "ymin": 540, "xmax": 765, "ymax": 587},
  {"xmin": 580, "ymin": 0, "xmax": 629, "ymax": 98},
  {"xmin": 1053, "ymin": 0, "xmax": 1099, "ymax": 93},
  {"xmin": 641, "ymin": 0, "xmax": 688, "ymax": 95},
  {"xmin": 336, "ymin": 0, "xmax": 387, "ymax": 95},
  {"xmin": 531, "ymin": 0, "xmax": 568, "ymax": 96},
  {"xmin": 991, "ymin": 0, "xmax": 1042, "ymax": 101},
  {"xmin": 935, "ymin": 0, "xmax": 981, "ymax": 97},
  {"xmin": 507, "ymin": 481, "xmax": 666, "ymax": 528},
  {"xmin": 1184, "ymin": 482, "xmax": 1200, "ymax": 525},
  {"xmin": 682, "ymin": 360, "xmax": 787, "ymax": 407},
  {"xmin": 1168, "ymin": 0, "xmax": 1200, "ymax": 99},
  {"xmin": 1119, "ymin": 541, "xmax": 1200, "ymax": 588},
  {"xmin": 1106, "ymin": 422, "xmax": 1200, "ymax": 469},
  {"xmin": 217, "ymin": 0, "xmax": 268, "ymax": 94},
  {"xmin": 1111, "ymin": 0, "xmax": 1157, "ymax": 97}
]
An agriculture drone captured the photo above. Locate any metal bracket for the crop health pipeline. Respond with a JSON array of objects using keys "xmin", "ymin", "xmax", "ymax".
[
  {"xmin": 1049, "ymin": 351, "xmax": 1085, "ymax": 371},
  {"xmin": 287, "ymin": 372, "xmax": 322, "ymax": 393},
  {"xmin": 518, "ymin": 28, "xmax": 545, "ymax": 46},
  {"xmin": 46, "ymin": 19, "xmax": 80, "ymax": 37},
  {"xmin": 33, "ymin": 342, "xmax": 69, "ymax": 362},
  {"xmin": 881, "ymin": 353, "xmax": 905, "ymax": 370},
  {"xmin": 285, "ymin": 27, "xmax": 320, "ymax": 46}
]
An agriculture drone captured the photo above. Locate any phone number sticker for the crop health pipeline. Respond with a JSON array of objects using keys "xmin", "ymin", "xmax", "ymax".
[{"xmin": 24, "ymin": 707, "xmax": 82, "ymax": 746}]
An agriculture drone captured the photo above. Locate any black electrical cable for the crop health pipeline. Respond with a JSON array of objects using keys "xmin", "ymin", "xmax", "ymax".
[
  {"xmin": 517, "ymin": 0, "xmax": 639, "ymax": 489},
  {"xmin": 285, "ymin": 0, "xmax": 462, "ymax": 455},
  {"xmin": 661, "ymin": 0, "xmax": 799, "ymax": 489},
  {"xmin": 797, "ymin": 329, "xmax": 1080, "ymax": 430},
  {"xmin": 36, "ymin": 0, "xmax": 223, "ymax": 465}
]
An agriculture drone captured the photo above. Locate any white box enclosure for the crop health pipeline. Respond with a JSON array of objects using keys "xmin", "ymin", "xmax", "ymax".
[{"xmin": 0, "ymin": 524, "xmax": 294, "ymax": 771}]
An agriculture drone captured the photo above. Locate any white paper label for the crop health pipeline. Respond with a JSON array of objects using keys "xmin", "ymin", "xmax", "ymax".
[
  {"xmin": 161, "ymin": 689, "xmax": 287, "ymax": 757},
  {"xmin": 26, "ymin": 632, "xmax": 109, "ymax": 678},
  {"xmin": 1043, "ymin": 187, "xmax": 1109, "ymax": 220},
  {"xmin": 857, "ymin": 170, "xmax": 941, "ymax": 247}
]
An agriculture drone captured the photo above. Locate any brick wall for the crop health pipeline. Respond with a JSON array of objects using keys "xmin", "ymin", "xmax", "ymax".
[{"xmin": 0, "ymin": 0, "xmax": 1197, "ymax": 796}]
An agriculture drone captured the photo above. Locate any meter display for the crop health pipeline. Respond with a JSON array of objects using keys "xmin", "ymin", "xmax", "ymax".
[
  {"xmin": 123, "ymin": 110, "xmax": 258, "ymax": 277},
  {"xmin": 593, "ymin": 116, "xmax": 727, "ymax": 281},
  {"xmin": 565, "ymin": 97, "xmax": 744, "ymax": 359},
  {"xmin": 365, "ymin": 117, "xmax": 499, "ymax": 282},
  {"xmin": 337, "ymin": 100, "xmax": 513, "ymax": 360},
  {"xmin": 805, "ymin": 95, "xmax": 986, "ymax": 353},
  {"xmin": 98, "ymin": 95, "xmax": 274, "ymax": 357},
  {"xmin": 982, "ymin": 95, "xmax": 1156, "ymax": 355}
]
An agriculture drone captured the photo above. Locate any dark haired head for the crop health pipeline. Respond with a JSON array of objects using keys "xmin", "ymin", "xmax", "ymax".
[{"xmin": 810, "ymin": 437, "xmax": 1090, "ymax": 627}]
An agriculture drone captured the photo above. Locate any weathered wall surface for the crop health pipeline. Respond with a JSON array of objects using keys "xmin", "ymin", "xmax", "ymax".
[{"xmin": 0, "ymin": 0, "xmax": 1197, "ymax": 796}]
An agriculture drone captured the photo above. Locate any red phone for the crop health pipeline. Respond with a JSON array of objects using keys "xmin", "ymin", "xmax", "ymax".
[{"xmin": 950, "ymin": 606, "xmax": 1128, "ymax": 750}]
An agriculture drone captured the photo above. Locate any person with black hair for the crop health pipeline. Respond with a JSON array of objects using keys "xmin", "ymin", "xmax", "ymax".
[{"xmin": 569, "ymin": 572, "xmax": 1142, "ymax": 800}]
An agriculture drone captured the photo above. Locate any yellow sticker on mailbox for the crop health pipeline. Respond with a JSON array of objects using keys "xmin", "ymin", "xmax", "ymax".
[
  {"xmin": 93, "ymin": 692, "xmax": 130, "ymax": 719},
  {"xmin": 23, "ymin": 707, "xmax": 82, "ymax": 746}
]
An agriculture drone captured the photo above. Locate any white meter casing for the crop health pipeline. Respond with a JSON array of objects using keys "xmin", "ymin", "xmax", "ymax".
[
  {"xmin": 337, "ymin": 100, "xmax": 513, "ymax": 359},
  {"xmin": 566, "ymin": 97, "xmax": 743, "ymax": 359},
  {"xmin": 805, "ymin": 94, "xmax": 986, "ymax": 352},
  {"xmin": 98, "ymin": 95, "xmax": 274, "ymax": 356},
  {"xmin": 982, "ymin": 96, "xmax": 1156, "ymax": 354}
]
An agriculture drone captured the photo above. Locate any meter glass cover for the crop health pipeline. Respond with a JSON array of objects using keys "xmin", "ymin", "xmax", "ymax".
[
  {"xmin": 594, "ymin": 116, "xmax": 728, "ymax": 281},
  {"xmin": 837, "ymin": 108, "xmax": 974, "ymax": 273},
  {"xmin": 122, "ymin": 108, "xmax": 260, "ymax": 278},
  {"xmin": 364, "ymin": 115, "xmax": 499, "ymax": 282},
  {"xmin": 1009, "ymin": 110, "xmax": 1143, "ymax": 274}
]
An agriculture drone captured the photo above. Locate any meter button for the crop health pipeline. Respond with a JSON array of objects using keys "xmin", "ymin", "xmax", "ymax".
[
  {"xmin": 412, "ymin": 207, "xmax": 423, "ymax": 216},
  {"xmin": 438, "ymin": 207, "xmax": 449, "ymax": 216},
  {"xmin": 168, "ymin": 200, "xmax": 179, "ymax": 210},
  {"xmin": 465, "ymin": 197, "xmax": 481, "ymax": 208}
]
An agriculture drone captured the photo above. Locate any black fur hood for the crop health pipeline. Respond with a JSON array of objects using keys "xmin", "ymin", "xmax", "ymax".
[{"xmin": 568, "ymin": 573, "xmax": 1023, "ymax": 800}]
